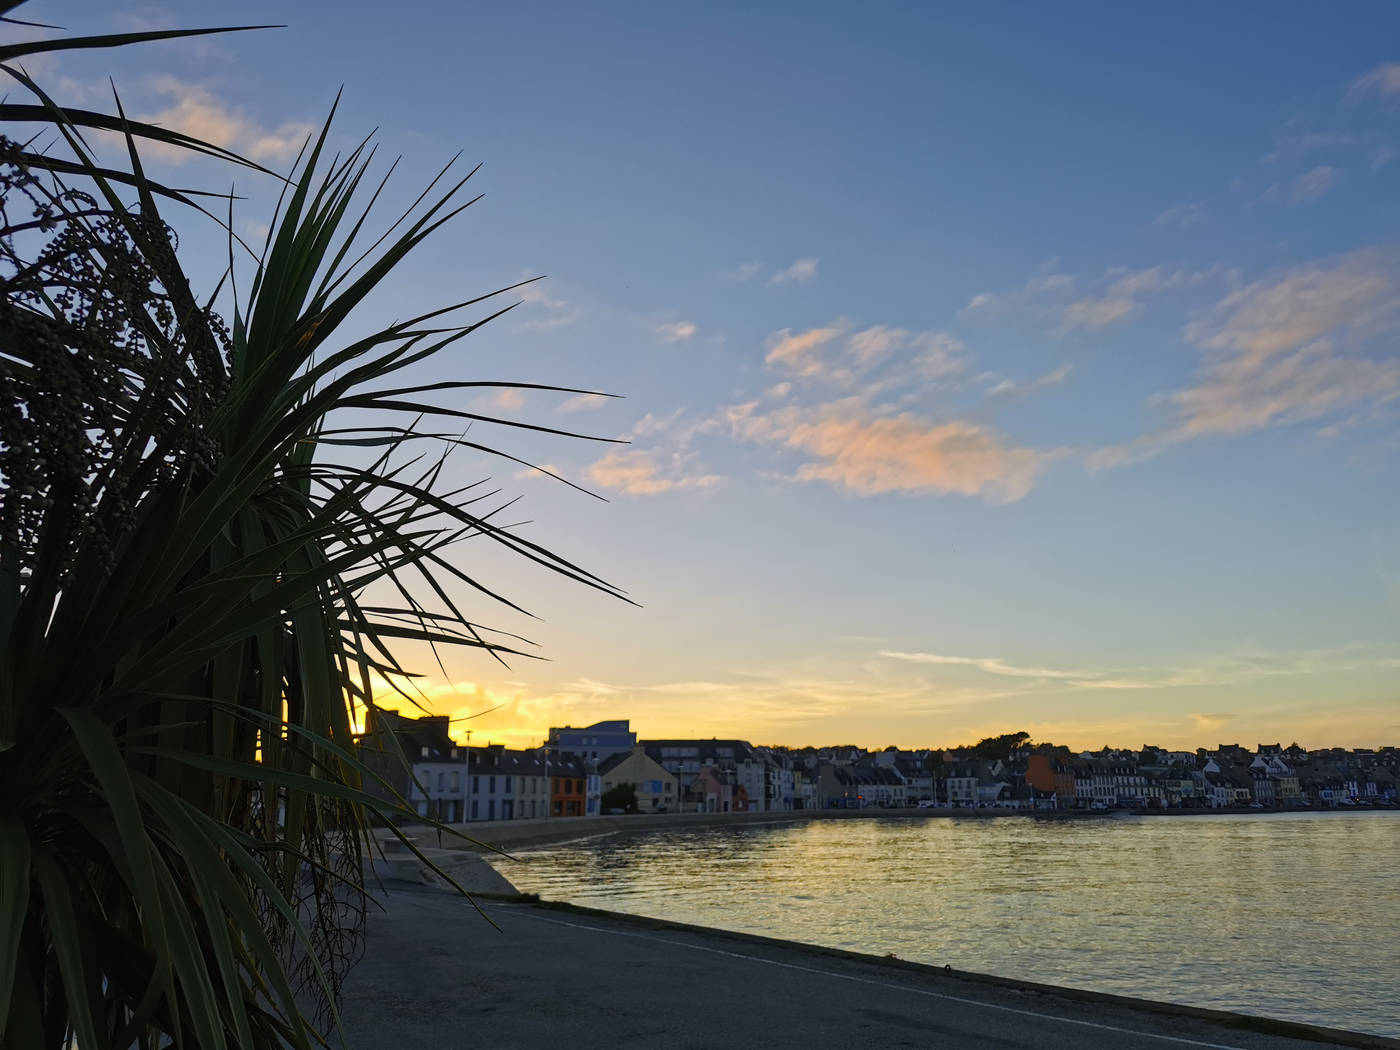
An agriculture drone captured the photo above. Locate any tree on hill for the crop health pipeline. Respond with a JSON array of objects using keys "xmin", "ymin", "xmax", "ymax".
[{"xmin": 971, "ymin": 731, "xmax": 1031, "ymax": 760}]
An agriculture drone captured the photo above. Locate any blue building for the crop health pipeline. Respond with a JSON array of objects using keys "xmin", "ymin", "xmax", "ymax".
[{"xmin": 548, "ymin": 719, "xmax": 636, "ymax": 763}]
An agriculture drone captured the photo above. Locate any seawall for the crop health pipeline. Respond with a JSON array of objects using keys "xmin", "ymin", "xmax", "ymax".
[
  {"xmin": 343, "ymin": 880, "xmax": 1400, "ymax": 1049},
  {"xmin": 394, "ymin": 804, "xmax": 1106, "ymax": 856}
]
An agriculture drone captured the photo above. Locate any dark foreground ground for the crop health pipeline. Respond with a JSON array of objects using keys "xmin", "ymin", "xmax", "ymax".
[{"xmin": 338, "ymin": 881, "xmax": 1396, "ymax": 1050}]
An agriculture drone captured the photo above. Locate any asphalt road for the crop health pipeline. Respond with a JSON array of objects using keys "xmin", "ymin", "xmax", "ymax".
[{"xmin": 337, "ymin": 882, "xmax": 1391, "ymax": 1050}]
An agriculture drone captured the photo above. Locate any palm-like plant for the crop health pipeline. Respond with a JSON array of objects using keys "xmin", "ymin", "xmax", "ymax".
[{"xmin": 0, "ymin": 9, "xmax": 623, "ymax": 1048}]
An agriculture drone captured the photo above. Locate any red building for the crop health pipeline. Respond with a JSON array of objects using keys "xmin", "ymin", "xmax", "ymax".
[{"xmin": 549, "ymin": 753, "xmax": 588, "ymax": 817}]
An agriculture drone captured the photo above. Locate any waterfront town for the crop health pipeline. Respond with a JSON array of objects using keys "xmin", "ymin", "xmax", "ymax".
[{"xmin": 357, "ymin": 710, "xmax": 1399, "ymax": 823}]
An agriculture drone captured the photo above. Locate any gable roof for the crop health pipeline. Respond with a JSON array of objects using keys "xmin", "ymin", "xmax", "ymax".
[{"xmin": 360, "ymin": 708, "xmax": 461, "ymax": 763}]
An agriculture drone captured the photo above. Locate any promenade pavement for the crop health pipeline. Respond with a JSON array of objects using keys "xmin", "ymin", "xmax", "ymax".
[{"xmin": 337, "ymin": 881, "xmax": 1391, "ymax": 1050}]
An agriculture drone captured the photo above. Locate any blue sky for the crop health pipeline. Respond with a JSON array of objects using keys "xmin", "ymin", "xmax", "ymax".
[{"xmin": 15, "ymin": 2, "xmax": 1400, "ymax": 748}]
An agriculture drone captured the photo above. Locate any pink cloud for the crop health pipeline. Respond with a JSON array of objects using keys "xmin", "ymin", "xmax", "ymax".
[
  {"xmin": 585, "ymin": 449, "xmax": 722, "ymax": 495},
  {"xmin": 729, "ymin": 401, "xmax": 1055, "ymax": 502},
  {"xmin": 764, "ymin": 323, "xmax": 847, "ymax": 376}
]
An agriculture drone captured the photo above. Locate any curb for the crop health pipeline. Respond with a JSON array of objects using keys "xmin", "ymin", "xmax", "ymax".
[{"xmin": 527, "ymin": 897, "xmax": 1399, "ymax": 1050}]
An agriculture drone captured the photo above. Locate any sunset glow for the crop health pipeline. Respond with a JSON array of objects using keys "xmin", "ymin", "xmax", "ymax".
[{"xmin": 29, "ymin": 2, "xmax": 1399, "ymax": 752}]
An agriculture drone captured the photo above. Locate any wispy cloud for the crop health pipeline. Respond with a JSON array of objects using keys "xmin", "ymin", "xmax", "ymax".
[
  {"xmin": 1060, "ymin": 294, "xmax": 1138, "ymax": 331},
  {"xmin": 1059, "ymin": 265, "xmax": 1220, "ymax": 333},
  {"xmin": 517, "ymin": 312, "xmax": 580, "ymax": 332},
  {"xmin": 1263, "ymin": 164, "xmax": 1340, "ymax": 206},
  {"xmin": 729, "ymin": 313, "xmax": 1044, "ymax": 498},
  {"xmin": 960, "ymin": 291, "xmax": 1000, "ymax": 316},
  {"xmin": 960, "ymin": 267, "xmax": 1077, "ymax": 321},
  {"xmin": 764, "ymin": 323, "xmax": 848, "ymax": 377},
  {"xmin": 1347, "ymin": 62, "xmax": 1400, "ymax": 104},
  {"xmin": 983, "ymin": 362, "xmax": 1073, "ymax": 399},
  {"xmin": 764, "ymin": 321, "xmax": 968, "ymax": 388},
  {"xmin": 847, "ymin": 326, "xmax": 968, "ymax": 379},
  {"xmin": 1154, "ymin": 201, "xmax": 1205, "ymax": 228},
  {"xmin": 137, "ymin": 76, "xmax": 314, "ymax": 165},
  {"xmin": 512, "ymin": 462, "xmax": 561, "ymax": 481},
  {"xmin": 585, "ymin": 405, "xmax": 724, "ymax": 496},
  {"xmin": 514, "ymin": 278, "xmax": 579, "ymax": 331},
  {"xmin": 384, "ymin": 637, "xmax": 1400, "ymax": 749},
  {"xmin": 846, "ymin": 325, "xmax": 906, "ymax": 366},
  {"xmin": 881, "ymin": 651, "xmax": 1087, "ymax": 679},
  {"xmin": 491, "ymin": 388, "xmax": 526, "ymax": 411},
  {"xmin": 882, "ymin": 641, "xmax": 1400, "ymax": 692},
  {"xmin": 1185, "ymin": 249, "xmax": 1397, "ymax": 358},
  {"xmin": 726, "ymin": 399, "xmax": 1058, "ymax": 502},
  {"xmin": 516, "ymin": 282, "xmax": 567, "ymax": 310},
  {"xmin": 964, "ymin": 263, "xmax": 1220, "ymax": 334},
  {"xmin": 655, "ymin": 320, "xmax": 698, "ymax": 343},
  {"xmin": 557, "ymin": 393, "xmax": 609, "ymax": 414},
  {"xmin": 1091, "ymin": 247, "xmax": 1400, "ymax": 468},
  {"xmin": 769, "ymin": 257, "xmax": 819, "ymax": 285},
  {"xmin": 723, "ymin": 262, "xmax": 764, "ymax": 282},
  {"xmin": 585, "ymin": 449, "xmax": 723, "ymax": 495},
  {"xmin": 1190, "ymin": 712, "xmax": 1229, "ymax": 731},
  {"xmin": 517, "ymin": 668, "xmax": 1025, "ymax": 735}
]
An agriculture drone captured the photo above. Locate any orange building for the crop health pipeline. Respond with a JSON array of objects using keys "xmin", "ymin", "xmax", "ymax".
[
  {"xmin": 549, "ymin": 754, "xmax": 588, "ymax": 817},
  {"xmin": 1026, "ymin": 753, "xmax": 1057, "ymax": 794},
  {"xmin": 1026, "ymin": 752, "xmax": 1077, "ymax": 808}
]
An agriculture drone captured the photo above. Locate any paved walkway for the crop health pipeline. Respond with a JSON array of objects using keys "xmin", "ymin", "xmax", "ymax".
[{"xmin": 338, "ymin": 882, "xmax": 1393, "ymax": 1050}]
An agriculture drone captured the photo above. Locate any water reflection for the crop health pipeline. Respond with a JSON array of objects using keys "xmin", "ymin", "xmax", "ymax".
[{"xmin": 489, "ymin": 812, "xmax": 1400, "ymax": 1037}]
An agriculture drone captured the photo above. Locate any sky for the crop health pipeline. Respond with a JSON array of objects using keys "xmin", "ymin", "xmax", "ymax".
[{"xmin": 11, "ymin": 2, "xmax": 1400, "ymax": 750}]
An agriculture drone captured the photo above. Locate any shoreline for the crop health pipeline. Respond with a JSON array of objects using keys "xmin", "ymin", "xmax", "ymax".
[{"xmin": 393, "ymin": 802, "xmax": 1388, "ymax": 857}]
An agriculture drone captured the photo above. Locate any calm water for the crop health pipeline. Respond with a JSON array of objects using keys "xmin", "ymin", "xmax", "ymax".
[{"xmin": 488, "ymin": 811, "xmax": 1400, "ymax": 1038}]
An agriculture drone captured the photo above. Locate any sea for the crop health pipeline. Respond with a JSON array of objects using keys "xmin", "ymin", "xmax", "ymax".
[{"xmin": 486, "ymin": 810, "xmax": 1400, "ymax": 1038}]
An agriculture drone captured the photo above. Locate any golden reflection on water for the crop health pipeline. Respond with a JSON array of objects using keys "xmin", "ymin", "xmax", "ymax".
[{"xmin": 490, "ymin": 812, "xmax": 1400, "ymax": 1038}]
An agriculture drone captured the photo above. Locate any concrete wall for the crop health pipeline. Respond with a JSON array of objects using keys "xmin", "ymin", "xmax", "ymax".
[{"xmin": 414, "ymin": 805, "xmax": 1111, "ymax": 855}]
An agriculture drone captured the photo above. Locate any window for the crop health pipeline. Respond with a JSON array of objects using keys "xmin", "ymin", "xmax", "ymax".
[
  {"xmin": 488, "ymin": 776, "xmax": 496, "ymax": 793},
  {"xmin": 471, "ymin": 800, "xmax": 478, "ymax": 819},
  {"xmin": 503, "ymin": 776, "xmax": 512, "ymax": 793},
  {"xmin": 450, "ymin": 771, "xmax": 460, "ymax": 792},
  {"xmin": 437, "ymin": 772, "xmax": 445, "ymax": 791},
  {"xmin": 472, "ymin": 775, "xmax": 479, "ymax": 792}
]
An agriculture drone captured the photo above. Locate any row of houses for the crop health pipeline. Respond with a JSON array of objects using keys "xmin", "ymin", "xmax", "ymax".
[
  {"xmin": 358, "ymin": 715, "xmax": 815, "ymax": 822},
  {"xmin": 809, "ymin": 742, "xmax": 1400, "ymax": 811},
  {"xmin": 356, "ymin": 710, "xmax": 599, "ymax": 822},
  {"xmin": 356, "ymin": 712, "xmax": 1399, "ymax": 823}
]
